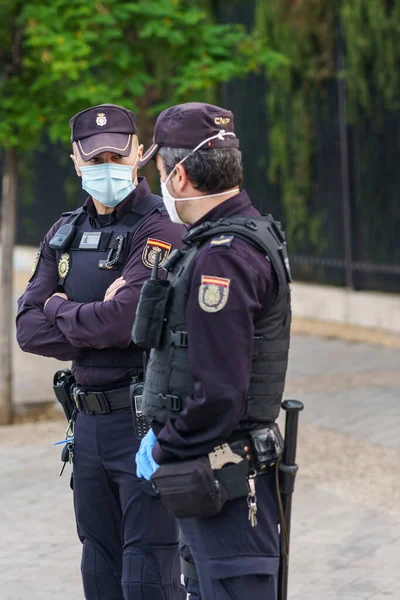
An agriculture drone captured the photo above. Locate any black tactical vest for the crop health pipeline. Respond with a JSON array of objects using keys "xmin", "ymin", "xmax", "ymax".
[
  {"xmin": 140, "ymin": 215, "xmax": 292, "ymax": 426},
  {"xmin": 55, "ymin": 194, "xmax": 163, "ymax": 370}
]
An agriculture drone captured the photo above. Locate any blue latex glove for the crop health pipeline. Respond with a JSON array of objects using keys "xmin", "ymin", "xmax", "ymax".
[{"xmin": 135, "ymin": 429, "xmax": 159, "ymax": 480}]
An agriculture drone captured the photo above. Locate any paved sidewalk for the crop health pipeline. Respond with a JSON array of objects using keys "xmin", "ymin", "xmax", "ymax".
[{"xmin": 2, "ymin": 330, "xmax": 400, "ymax": 599}]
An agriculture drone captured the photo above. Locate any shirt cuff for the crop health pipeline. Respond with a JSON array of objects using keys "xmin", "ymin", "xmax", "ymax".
[{"xmin": 44, "ymin": 295, "xmax": 68, "ymax": 326}]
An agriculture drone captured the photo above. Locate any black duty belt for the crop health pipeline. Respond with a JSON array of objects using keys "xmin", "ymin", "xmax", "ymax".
[{"xmin": 72, "ymin": 385, "xmax": 131, "ymax": 415}]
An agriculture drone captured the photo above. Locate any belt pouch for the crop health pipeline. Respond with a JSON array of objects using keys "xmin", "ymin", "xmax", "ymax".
[
  {"xmin": 249, "ymin": 424, "xmax": 283, "ymax": 471},
  {"xmin": 213, "ymin": 457, "xmax": 250, "ymax": 501},
  {"xmin": 132, "ymin": 279, "xmax": 172, "ymax": 349},
  {"xmin": 53, "ymin": 369, "xmax": 76, "ymax": 421},
  {"xmin": 151, "ymin": 456, "xmax": 227, "ymax": 518}
]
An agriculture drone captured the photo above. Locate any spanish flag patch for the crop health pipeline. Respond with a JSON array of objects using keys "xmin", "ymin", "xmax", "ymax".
[
  {"xmin": 142, "ymin": 238, "xmax": 172, "ymax": 269},
  {"xmin": 198, "ymin": 275, "xmax": 230, "ymax": 313}
]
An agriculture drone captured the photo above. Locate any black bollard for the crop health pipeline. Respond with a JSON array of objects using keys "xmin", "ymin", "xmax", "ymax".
[{"xmin": 278, "ymin": 399, "xmax": 304, "ymax": 600}]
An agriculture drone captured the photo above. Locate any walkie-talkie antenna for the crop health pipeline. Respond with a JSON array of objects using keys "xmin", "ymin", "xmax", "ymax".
[{"xmin": 151, "ymin": 251, "xmax": 160, "ymax": 279}]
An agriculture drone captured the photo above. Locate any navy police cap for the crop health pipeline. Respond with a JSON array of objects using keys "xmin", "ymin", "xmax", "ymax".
[
  {"xmin": 70, "ymin": 104, "xmax": 137, "ymax": 161},
  {"xmin": 139, "ymin": 102, "xmax": 239, "ymax": 168}
]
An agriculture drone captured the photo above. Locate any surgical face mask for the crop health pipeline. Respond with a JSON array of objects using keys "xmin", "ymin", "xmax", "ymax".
[
  {"xmin": 160, "ymin": 179, "xmax": 185, "ymax": 224},
  {"xmin": 160, "ymin": 130, "xmax": 240, "ymax": 224},
  {"xmin": 80, "ymin": 157, "xmax": 138, "ymax": 208}
]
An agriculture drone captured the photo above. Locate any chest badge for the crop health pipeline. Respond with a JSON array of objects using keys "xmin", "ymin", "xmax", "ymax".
[
  {"xmin": 58, "ymin": 253, "xmax": 71, "ymax": 283},
  {"xmin": 142, "ymin": 238, "xmax": 172, "ymax": 269},
  {"xmin": 198, "ymin": 275, "xmax": 230, "ymax": 313}
]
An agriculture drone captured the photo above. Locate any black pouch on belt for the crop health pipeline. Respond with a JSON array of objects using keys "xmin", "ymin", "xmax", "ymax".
[
  {"xmin": 53, "ymin": 369, "xmax": 76, "ymax": 421},
  {"xmin": 151, "ymin": 456, "xmax": 228, "ymax": 518},
  {"xmin": 132, "ymin": 279, "xmax": 172, "ymax": 349},
  {"xmin": 213, "ymin": 456, "xmax": 250, "ymax": 501},
  {"xmin": 249, "ymin": 423, "xmax": 284, "ymax": 471}
]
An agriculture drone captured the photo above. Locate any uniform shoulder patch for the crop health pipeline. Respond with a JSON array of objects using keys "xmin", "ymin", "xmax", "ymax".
[
  {"xmin": 198, "ymin": 275, "xmax": 230, "ymax": 313},
  {"xmin": 142, "ymin": 238, "xmax": 172, "ymax": 269},
  {"xmin": 29, "ymin": 249, "xmax": 42, "ymax": 282},
  {"xmin": 209, "ymin": 235, "xmax": 234, "ymax": 248}
]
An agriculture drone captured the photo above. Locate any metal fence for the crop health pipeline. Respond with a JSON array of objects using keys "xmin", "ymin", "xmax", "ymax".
[{"xmin": 221, "ymin": 46, "xmax": 400, "ymax": 295}]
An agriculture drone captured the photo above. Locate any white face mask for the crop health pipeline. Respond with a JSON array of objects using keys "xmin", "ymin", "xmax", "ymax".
[
  {"xmin": 160, "ymin": 179, "xmax": 185, "ymax": 224},
  {"xmin": 160, "ymin": 130, "xmax": 239, "ymax": 224}
]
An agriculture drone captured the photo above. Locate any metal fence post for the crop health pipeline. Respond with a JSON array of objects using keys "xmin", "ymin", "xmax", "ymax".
[{"xmin": 337, "ymin": 25, "xmax": 354, "ymax": 289}]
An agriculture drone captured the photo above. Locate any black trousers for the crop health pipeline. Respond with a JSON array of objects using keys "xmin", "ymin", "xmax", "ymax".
[
  {"xmin": 179, "ymin": 470, "xmax": 280, "ymax": 600},
  {"xmin": 73, "ymin": 409, "xmax": 185, "ymax": 600}
]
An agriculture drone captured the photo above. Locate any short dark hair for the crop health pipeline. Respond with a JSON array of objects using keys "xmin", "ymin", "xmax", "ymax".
[{"xmin": 159, "ymin": 147, "xmax": 243, "ymax": 194}]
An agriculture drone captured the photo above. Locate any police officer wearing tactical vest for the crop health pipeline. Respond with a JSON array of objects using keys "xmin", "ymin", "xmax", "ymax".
[
  {"xmin": 16, "ymin": 104, "xmax": 186, "ymax": 600},
  {"xmin": 133, "ymin": 102, "xmax": 292, "ymax": 600}
]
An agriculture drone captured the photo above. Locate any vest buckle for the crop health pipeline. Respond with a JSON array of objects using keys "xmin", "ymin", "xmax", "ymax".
[
  {"xmin": 159, "ymin": 394, "xmax": 181, "ymax": 412},
  {"xmin": 170, "ymin": 331, "xmax": 189, "ymax": 347}
]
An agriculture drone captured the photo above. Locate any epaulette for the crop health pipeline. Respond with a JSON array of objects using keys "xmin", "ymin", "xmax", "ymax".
[
  {"xmin": 60, "ymin": 206, "xmax": 85, "ymax": 219},
  {"xmin": 209, "ymin": 234, "xmax": 234, "ymax": 248}
]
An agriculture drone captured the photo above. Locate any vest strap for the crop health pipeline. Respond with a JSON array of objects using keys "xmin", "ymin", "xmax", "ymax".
[
  {"xmin": 253, "ymin": 338, "xmax": 291, "ymax": 353},
  {"xmin": 121, "ymin": 195, "xmax": 163, "ymax": 226}
]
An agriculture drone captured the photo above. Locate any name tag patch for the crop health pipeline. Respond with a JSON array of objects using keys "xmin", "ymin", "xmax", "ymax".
[{"xmin": 79, "ymin": 232, "xmax": 102, "ymax": 249}]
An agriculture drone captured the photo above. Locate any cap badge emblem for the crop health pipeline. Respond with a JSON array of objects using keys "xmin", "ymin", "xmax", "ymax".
[{"xmin": 96, "ymin": 113, "xmax": 107, "ymax": 127}]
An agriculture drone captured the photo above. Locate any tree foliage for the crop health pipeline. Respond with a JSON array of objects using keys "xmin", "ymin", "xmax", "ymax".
[{"xmin": 0, "ymin": 0, "xmax": 284, "ymax": 150}]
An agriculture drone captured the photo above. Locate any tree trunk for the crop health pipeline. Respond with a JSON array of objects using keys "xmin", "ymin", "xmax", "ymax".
[{"xmin": 0, "ymin": 148, "xmax": 18, "ymax": 424}]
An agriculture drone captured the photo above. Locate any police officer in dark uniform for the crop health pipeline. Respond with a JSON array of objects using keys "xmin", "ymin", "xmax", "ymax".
[
  {"xmin": 16, "ymin": 104, "xmax": 186, "ymax": 600},
  {"xmin": 134, "ymin": 102, "xmax": 292, "ymax": 600}
]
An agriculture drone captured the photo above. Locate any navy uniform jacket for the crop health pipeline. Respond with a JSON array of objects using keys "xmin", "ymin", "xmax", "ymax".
[
  {"xmin": 16, "ymin": 177, "xmax": 185, "ymax": 389},
  {"xmin": 152, "ymin": 190, "xmax": 277, "ymax": 464}
]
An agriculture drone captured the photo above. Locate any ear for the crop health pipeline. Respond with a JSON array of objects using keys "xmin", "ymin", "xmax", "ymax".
[
  {"xmin": 70, "ymin": 154, "xmax": 82, "ymax": 178},
  {"xmin": 174, "ymin": 163, "xmax": 190, "ymax": 193},
  {"xmin": 132, "ymin": 144, "xmax": 144, "ymax": 184}
]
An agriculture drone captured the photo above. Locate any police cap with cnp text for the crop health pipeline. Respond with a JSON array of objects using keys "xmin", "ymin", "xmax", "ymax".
[{"xmin": 139, "ymin": 102, "xmax": 239, "ymax": 168}]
